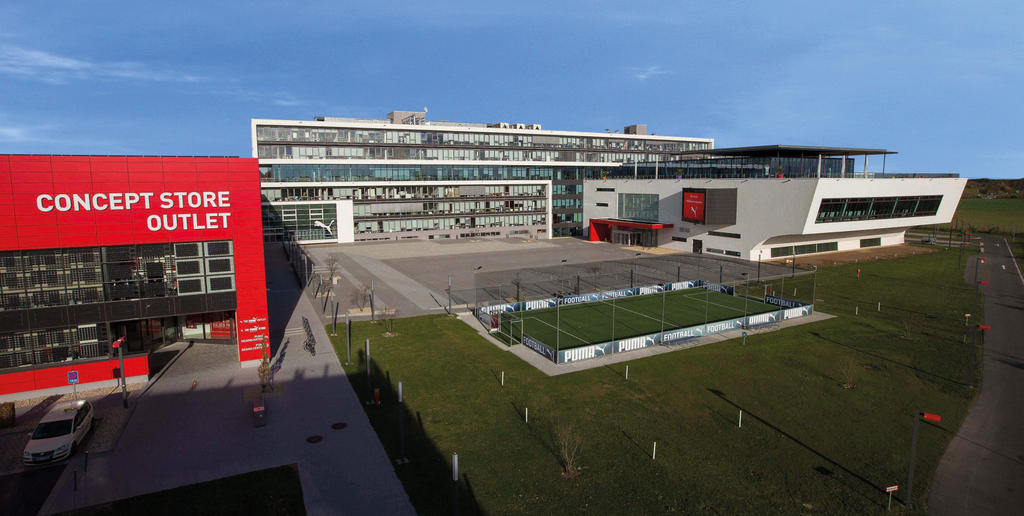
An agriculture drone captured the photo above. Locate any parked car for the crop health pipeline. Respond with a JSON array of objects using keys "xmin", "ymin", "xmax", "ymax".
[{"xmin": 22, "ymin": 400, "xmax": 93, "ymax": 465}]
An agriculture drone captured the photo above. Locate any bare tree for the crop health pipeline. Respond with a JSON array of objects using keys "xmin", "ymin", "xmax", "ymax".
[
  {"xmin": 325, "ymin": 256, "xmax": 339, "ymax": 281},
  {"xmin": 350, "ymin": 285, "xmax": 371, "ymax": 310},
  {"xmin": 555, "ymin": 421, "xmax": 583, "ymax": 478},
  {"xmin": 839, "ymin": 357, "xmax": 856, "ymax": 390},
  {"xmin": 383, "ymin": 307, "xmax": 399, "ymax": 336},
  {"xmin": 257, "ymin": 335, "xmax": 272, "ymax": 393},
  {"xmin": 900, "ymin": 317, "xmax": 917, "ymax": 340}
]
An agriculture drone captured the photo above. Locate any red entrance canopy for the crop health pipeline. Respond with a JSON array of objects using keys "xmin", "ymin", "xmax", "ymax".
[{"xmin": 591, "ymin": 218, "xmax": 673, "ymax": 230}]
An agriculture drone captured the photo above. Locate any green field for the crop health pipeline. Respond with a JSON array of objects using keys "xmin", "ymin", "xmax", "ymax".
[
  {"xmin": 499, "ymin": 288, "xmax": 780, "ymax": 349},
  {"xmin": 331, "ymin": 249, "xmax": 979, "ymax": 515},
  {"xmin": 951, "ymin": 198, "xmax": 1024, "ymax": 234}
]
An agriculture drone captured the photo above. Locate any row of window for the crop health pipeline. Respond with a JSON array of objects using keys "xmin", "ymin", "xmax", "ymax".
[
  {"xmin": 353, "ymin": 199, "xmax": 546, "ymax": 218},
  {"xmin": 258, "ymin": 144, "xmax": 677, "ymax": 164},
  {"xmin": 262, "ymin": 184, "xmax": 545, "ymax": 203},
  {"xmin": 261, "ymin": 164, "xmax": 591, "ymax": 182},
  {"xmin": 256, "ymin": 126, "xmax": 708, "ymax": 153},
  {"xmin": 770, "ymin": 241, "xmax": 839, "ymax": 257},
  {"xmin": 0, "ymin": 242, "xmax": 235, "ymax": 311},
  {"xmin": 621, "ymin": 157, "xmax": 854, "ymax": 179},
  {"xmin": 815, "ymin": 195, "xmax": 942, "ymax": 223},
  {"xmin": 357, "ymin": 214, "xmax": 547, "ymax": 234}
]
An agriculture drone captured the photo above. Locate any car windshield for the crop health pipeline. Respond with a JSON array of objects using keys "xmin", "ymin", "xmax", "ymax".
[{"xmin": 31, "ymin": 419, "xmax": 73, "ymax": 440}]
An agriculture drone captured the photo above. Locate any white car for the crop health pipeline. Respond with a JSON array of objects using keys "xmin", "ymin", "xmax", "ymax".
[{"xmin": 22, "ymin": 400, "xmax": 93, "ymax": 465}]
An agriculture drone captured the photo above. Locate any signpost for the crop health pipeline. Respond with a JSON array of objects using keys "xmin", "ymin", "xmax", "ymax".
[
  {"xmin": 67, "ymin": 370, "xmax": 79, "ymax": 401},
  {"xmin": 112, "ymin": 336, "xmax": 127, "ymax": 408},
  {"xmin": 886, "ymin": 485, "xmax": 898, "ymax": 511}
]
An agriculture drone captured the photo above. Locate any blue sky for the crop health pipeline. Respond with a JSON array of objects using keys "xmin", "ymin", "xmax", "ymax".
[{"xmin": 0, "ymin": 1, "xmax": 1020, "ymax": 178}]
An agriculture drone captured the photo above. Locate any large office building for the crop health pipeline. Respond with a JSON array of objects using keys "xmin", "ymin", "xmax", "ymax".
[
  {"xmin": 253, "ymin": 111, "xmax": 713, "ymax": 242},
  {"xmin": 0, "ymin": 155, "xmax": 269, "ymax": 400},
  {"xmin": 584, "ymin": 145, "xmax": 966, "ymax": 259}
]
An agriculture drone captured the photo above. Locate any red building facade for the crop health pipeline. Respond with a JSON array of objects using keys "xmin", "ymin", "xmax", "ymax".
[{"xmin": 0, "ymin": 155, "xmax": 268, "ymax": 398}]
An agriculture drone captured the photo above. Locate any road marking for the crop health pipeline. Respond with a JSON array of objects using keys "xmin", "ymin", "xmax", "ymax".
[{"xmin": 1005, "ymin": 238, "xmax": 1024, "ymax": 287}]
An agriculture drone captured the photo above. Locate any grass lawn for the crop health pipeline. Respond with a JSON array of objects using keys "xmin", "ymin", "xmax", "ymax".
[
  {"xmin": 499, "ymin": 288, "xmax": 779, "ymax": 349},
  {"xmin": 64, "ymin": 465, "xmax": 305, "ymax": 515},
  {"xmin": 951, "ymin": 198, "xmax": 1024, "ymax": 234},
  {"xmin": 331, "ymin": 249, "xmax": 980, "ymax": 515}
]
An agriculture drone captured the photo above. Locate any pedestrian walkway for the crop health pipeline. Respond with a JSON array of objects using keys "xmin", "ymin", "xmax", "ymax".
[
  {"xmin": 40, "ymin": 245, "xmax": 413, "ymax": 515},
  {"xmin": 928, "ymin": 236, "xmax": 1024, "ymax": 515}
]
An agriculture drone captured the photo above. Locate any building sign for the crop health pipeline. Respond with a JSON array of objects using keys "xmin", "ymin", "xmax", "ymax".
[
  {"xmin": 682, "ymin": 188, "xmax": 706, "ymax": 224},
  {"xmin": 35, "ymin": 191, "xmax": 233, "ymax": 232}
]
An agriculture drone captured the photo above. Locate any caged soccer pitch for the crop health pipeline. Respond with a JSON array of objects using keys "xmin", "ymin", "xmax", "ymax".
[{"xmin": 498, "ymin": 287, "xmax": 779, "ymax": 350}]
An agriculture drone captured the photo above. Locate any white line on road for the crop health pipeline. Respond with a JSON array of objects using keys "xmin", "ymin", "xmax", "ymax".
[{"xmin": 1004, "ymin": 238, "xmax": 1024, "ymax": 287}]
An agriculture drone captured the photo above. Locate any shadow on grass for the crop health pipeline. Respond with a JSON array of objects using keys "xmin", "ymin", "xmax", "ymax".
[
  {"xmin": 349, "ymin": 348, "xmax": 484, "ymax": 516},
  {"xmin": 707, "ymin": 388, "xmax": 887, "ymax": 510},
  {"xmin": 809, "ymin": 332, "xmax": 969, "ymax": 388}
]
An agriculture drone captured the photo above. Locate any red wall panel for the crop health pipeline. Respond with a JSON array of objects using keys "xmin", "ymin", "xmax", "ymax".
[{"xmin": 0, "ymin": 357, "xmax": 149, "ymax": 396}]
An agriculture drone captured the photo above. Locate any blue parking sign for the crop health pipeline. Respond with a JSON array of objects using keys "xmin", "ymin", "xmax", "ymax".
[{"xmin": 67, "ymin": 371, "xmax": 79, "ymax": 385}]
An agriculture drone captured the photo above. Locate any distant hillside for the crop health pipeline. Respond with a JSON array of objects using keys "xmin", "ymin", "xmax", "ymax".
[{"xmin": 963, "ymin": 178, "xmax": 1024, "ymax": 199}]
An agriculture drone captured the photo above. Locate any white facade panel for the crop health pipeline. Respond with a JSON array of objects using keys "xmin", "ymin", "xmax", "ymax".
[{"xmin": 584, "ymin": 177, "xmax": 966, "ymax": 260}]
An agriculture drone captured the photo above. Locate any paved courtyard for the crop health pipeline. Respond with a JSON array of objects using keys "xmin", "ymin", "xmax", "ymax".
[{"xmin": 40, "ymin": 245, "xmax": 413, "ymax": 515}]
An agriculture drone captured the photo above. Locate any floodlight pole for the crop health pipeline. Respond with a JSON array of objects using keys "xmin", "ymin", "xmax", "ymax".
[
  {"xmin": 660, "ymin": 286, "xmax": 667, "ymax": 335},
  {"xmin": 741, "ymin": 273, "xmax": 749, "ymax": 328},
  {"xmin": 611, "ymin": 296, "xmax": 616, "ymax": 340},
  {"xmin": 811, "ymin": 265, "xmax": 818, "ymax": 307},
  {"xmin": 555, "ymin": 294, "xmax": 561, "ymax": 354}
]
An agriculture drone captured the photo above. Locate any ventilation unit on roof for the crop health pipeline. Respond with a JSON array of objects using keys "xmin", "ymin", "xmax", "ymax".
[
  {"xmin": 527, "ymin": 124, "xmax": 542, "ymax": 130},
  {"xmin": 514, "ymin": 123, "xmax": 526, "ymax": 129}
]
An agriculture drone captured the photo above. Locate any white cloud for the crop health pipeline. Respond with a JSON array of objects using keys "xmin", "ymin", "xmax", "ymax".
[
  {"xmin": 629, "ymin": 65, "xmax": 669, "ymax": 81},
  {"xmin": 0, "ymin": 45, "xmax": 203, "ymax": 84}
]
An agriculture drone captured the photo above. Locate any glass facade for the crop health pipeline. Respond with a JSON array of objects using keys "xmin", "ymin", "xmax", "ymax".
[
  {"xmin": 815, "ymin": 195, "xmax": 942, "ymax": 223},
  {"xmin": 603, "ymin": 156, "xmax": 854, "ymax": 180},
  {"xmin": 0, "ymin": 241, "xmax": 236, "ymax": 369},
  {"xmin": 256, "ymin": 120, "xmax": 712, "ymax": 240},
  {"xmin": 0, "ymin": 241, "xmax": 235, "ymax": 311},
  {"xmin": 770, "ymin": 241, "xmax": 839, "ymax": 258},
  {"xmin": 617, "ymin": 193, "xmax": 660, "ymax": 222}
]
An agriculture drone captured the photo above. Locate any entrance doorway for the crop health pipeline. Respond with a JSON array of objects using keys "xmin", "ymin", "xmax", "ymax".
[
  {"xmin": 692, "ymin": 239, "xmax": 703, "ymax": 253},
  {"xmin": 612, "ymin": 229, "xmax": 657, "ymax": 247}
]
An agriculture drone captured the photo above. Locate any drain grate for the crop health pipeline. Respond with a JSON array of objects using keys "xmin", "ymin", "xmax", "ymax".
[
  {"xmin": 306, "ymin": 435, "xmax": 323, "ymax": 444},
  {"xmin": 332, "ymin": 422, "xmax": 348, "ymax": 430}
]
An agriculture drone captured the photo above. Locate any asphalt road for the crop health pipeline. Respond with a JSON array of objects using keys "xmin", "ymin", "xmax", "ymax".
[{"xmin": 928, "ymin": 236, "xmax": 1024, "ymax": 514}]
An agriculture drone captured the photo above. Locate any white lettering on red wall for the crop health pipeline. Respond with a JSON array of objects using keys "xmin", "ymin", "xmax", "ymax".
[{"xmin": 36, "ymin": 191, "xmax": 232, "ymax": 232}]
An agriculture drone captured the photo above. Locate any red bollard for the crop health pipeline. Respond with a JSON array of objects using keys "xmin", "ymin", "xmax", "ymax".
[
  {"xmin": 374, "ymin": 387, "xmax": 381, "ymax": 406},
  {"xmin": 856, "ymin": 268, "xmax": 861, "ymax": 279}
]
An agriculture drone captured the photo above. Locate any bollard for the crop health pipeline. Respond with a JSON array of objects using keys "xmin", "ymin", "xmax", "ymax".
[
  {"xmin": 500, "ymin": 371, "xmax": 504, "ymax": 387},
  {"xmin": 652, "ymin": 441, "xmax": 657, "ymax": 460},
  {"xmin": 452, "ymin": 452, "xmax": 459, "ymax": 516},
  {"xmin": 625, "ymin": 365, "xmax": 629, "ymax": 381},
  {"xmin": 525, "ymin": 407, "xmax": 528, "ymax": 424},
  {"xmin": 855, "ymin": 306, "xmax": 859, "ymax": 316},
  {"xmin": 738, "ymin": 410, "xmax": 743, "ymax": 428}
]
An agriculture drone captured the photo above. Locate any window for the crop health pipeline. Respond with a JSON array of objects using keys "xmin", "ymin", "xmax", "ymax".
[
  {"xmin": 816, "ymin": 195, "xmax": 944, "ymax": 223},
  {"xmin": 672, "ymin": 236, "xmax": 687, "ymax": 242},
  {"xmin": 708, "ymin": 231, "xmax": 740, "ymax": 239},
  {"xmin": 860, "ymin": 237, "xmax": 881, "ymax": 248},
  {"xmin": 596, "ymin": 202, "xmax": 608, "ymax": 207},
  {"xmin": 617, "ymin": 193, "xmax": 659, "ymax": 222},
  {"xmin": 596, "ymin": 187, "xmax": 615, "ymax": 192}
]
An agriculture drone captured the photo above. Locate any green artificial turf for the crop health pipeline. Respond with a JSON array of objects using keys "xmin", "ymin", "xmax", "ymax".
[
  {"xmin": 330, "ymin": 248, "xmax": 979, "ymax": 515},
  {"xmin": 64, "ymin": 465, "xmax": 305, "ymax": 515},
  {"xmin": 499, "ymin": 288, "xmax": 780, "ymax": 349}
]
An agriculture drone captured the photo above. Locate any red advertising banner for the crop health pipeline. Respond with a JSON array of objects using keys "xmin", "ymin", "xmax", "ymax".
[{"xmin": 683, "ymin": 191, "xmax": 706, "ymax": 223}]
